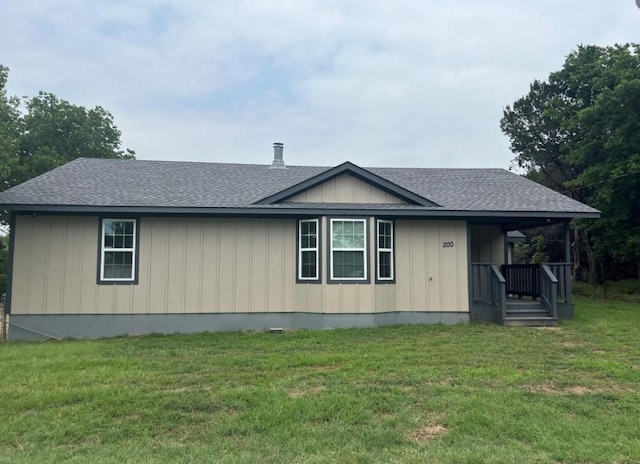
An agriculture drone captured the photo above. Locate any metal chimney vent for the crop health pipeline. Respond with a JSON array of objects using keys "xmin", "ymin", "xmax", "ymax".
[{"xmin": 270, "ymin": 142, "xmax": 286, "ymax": 169}]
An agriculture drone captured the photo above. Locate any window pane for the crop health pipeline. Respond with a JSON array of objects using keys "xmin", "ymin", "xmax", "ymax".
[
  {"xmin": 333, "ymin": 251, "xmax": 365, "ymax": 278},
  {"xmin": 379, "ymin": 251, "xmax": 392, "ymax": 279},
  {"xmin": 301, "ymin": 221, "xmax": 316, "ymax": 236},
  {"xmin": 332, "ymin": 220, "xmax": 365, "ymax": 249},
  {"xmin": 104, "ymin": 221, "xmax": 116, "ymax": 235},
  {"xmin": 300, "ymin": 221, "xmax": 317, "ymax": 250},
  {"xmin": 332, "ymin": 221, "xmax": 343, "ymax": 248},
  {"xmin": 301, "ymin": 251, "xmax": 317, "ymax": 278},
  {"xmin": 378, "ymin": 222, "xmax": 392, "ymax": 249},
  {"xmin": 103, "ymin": 251, "xmax": 133, "ymax": 279},
  {"xmin": 344, "ymin": 221, "xmax": 353, "ymax": 235},
  {"xmin": 352, "ymin": 229, "xmax": 365, "ymax": 248},
  {"xmin": 124, "ymin": 235, "xmax": 134, "ymax": 248}
]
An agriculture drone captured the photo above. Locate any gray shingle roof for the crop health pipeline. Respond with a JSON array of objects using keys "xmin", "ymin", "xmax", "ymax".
[{"xmin": 0, "ymin": 157, "xmax": 599, "ymax": 216}]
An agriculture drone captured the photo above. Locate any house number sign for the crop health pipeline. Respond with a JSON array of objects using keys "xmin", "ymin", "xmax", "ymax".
[{"xmin": 442, "ymin": 241, "xmax": 454, "ymax": 248}]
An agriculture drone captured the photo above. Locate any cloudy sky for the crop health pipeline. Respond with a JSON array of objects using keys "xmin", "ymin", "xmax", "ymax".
[{"xmin": 1, "ymin": 1, "xmax": 638, "ymax": 168}]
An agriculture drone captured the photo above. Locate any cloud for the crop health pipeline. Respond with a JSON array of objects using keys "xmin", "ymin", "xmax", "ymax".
[{"xmin": 1, "ymin": 0, "xmax": 638, "ymax": 168}]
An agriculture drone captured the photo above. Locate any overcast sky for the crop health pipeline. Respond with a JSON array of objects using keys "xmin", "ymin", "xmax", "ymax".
[{"xmin": 1, "ymin": 1, "xmax": 638, "ymax": 168}]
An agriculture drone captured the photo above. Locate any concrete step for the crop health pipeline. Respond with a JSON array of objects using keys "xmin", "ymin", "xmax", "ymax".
[{"xmin": 503, "ymin": 317, "xmax": 559, "ymax": 327}]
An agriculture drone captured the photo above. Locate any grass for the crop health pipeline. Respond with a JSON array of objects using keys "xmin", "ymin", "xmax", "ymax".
[
  {"xmin": 573, "ymin": 278, "xmax": 640, "ymax": 303},
  {"xmin": 1, "ymin": 299, "xmax": 640, "ymax": 463}
]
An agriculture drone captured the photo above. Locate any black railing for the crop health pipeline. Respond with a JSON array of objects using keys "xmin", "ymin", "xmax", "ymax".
[
  {"xmin": 501, "ymin": 264, "xmax": 539, "ymax": 298},
  {"xmin": 501, "ymin": 263, "xmax": 571, "ymax": 303}
]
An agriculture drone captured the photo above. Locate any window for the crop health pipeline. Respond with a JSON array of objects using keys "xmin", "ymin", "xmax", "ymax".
[
  {"xmin": 330, "ymin": 218, "xmax": 367, "ymax": 281},
  {"xmin": 377, "ymin": 219, "xmax": 394, "ymax": 281},
  {"xmin": 100, "ymin": 219, "xmax": 137, "ymax": 282},
  {"xmin": 298, "ymin": 219, "xmax": 319, "ymax": 281}
]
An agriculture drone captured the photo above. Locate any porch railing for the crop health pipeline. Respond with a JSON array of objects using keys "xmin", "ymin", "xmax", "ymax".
[
  {"xmin": 545, "ymin": 263, "xmax": 572, "ymax": 303},
  {"xmin": 501, "ymin": 264, "xmax": 539, "ymax": 298},
  {"xmin": 501, "ymin": 263, "xmax": 571, "ymax": 304},
  {"xmin": 539, "ymin": 264, "xmax": 558, "ymax": 319},
  {"xmin": 471, "ymin": 263, "xmax": 506, "ymax": 323}
]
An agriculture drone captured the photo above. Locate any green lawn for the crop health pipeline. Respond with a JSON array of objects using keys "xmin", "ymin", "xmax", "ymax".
[{"xmin": 1, "ymin": 298, "xmax": 640, "ymax": 463}]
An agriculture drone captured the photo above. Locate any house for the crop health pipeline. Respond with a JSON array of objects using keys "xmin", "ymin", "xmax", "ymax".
[{"xmin": 0, "ymin": 144, "xmax": 599, "ymax": 340}]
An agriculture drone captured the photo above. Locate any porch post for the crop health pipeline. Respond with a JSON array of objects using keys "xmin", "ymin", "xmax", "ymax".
[
  {"xmin": 502, "ymin": 229, "xmax": 509, "ymax": 265},
  {"xmin": 564, "ymin": 220, "xmax": 571, "ymax": 263},
  {"xmin": 564, "ymin": 220, "xmax": 572, "ymax": 303}
]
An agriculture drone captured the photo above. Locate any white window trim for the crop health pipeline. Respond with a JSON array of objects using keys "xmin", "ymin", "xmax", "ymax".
[
  {"xmin": 298, "ymin": 219, "xmax": 319, "ymax": 281},
  {"xmin": 329, "ymin": 218, "xmax": 368, "ymax": 281},
  {"xmin": 100, "ymin": 218, "xmax": 137, "ymax": 282},
  {"xmin": 376, "ymin": 219, "xmax": 394, "ymax": 281}
]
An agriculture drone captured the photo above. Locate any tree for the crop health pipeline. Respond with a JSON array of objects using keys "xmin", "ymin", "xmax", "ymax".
[
  {"xmin": 0, "ymin": 66, "xmax": 22, "ymax": 192},
  {"xmin": 0, "ymin": 65, "xmax": 136, "ymax": 299},
  {"xmin": 0, "ymin": 65, "xmax": 135, "ymax": 192},
  {"xmin": 501, "ymin": 44, "xmax": 640, "ymax": 285}
]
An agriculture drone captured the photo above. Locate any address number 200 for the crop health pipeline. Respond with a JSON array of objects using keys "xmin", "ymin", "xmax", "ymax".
[{"xmin": 442, "ymin": 241, "xmax": 454, "ymax": 248}]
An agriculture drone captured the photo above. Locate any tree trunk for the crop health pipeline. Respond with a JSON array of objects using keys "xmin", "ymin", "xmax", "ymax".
[
  {"xmin": 572, "ymin": 226, "xmax": 580, "ymax": 281},
  {"xmin": 582, "ymin": 229, "xmax": 597, "ymax": 286},
  {"xmin": 574, "ymin": 226, "xmax": 597, "ymax": 285}
]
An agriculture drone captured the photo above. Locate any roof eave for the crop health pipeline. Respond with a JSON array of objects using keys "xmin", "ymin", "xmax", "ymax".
[{"xmin": 1, "ymin": 204, "xmax": 602, "ymax": 220}]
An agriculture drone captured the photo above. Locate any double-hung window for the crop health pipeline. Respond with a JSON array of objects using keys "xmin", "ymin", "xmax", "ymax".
[
  {"xmin": 100, "ymin": 218, "xmax": 137, "ymax": 282},
  {"xmin": 298, "ymin": 219, "xmax": 319, "ymax": 281},
  {"xmin": 376, "ymin": 219, "xmax": 394, "ymax": 281},
  {"xmin": 330, "ymin": 218, "xmax": 367, "ymax": 281}
]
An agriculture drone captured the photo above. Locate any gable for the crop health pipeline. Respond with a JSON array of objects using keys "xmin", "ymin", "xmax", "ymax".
[
  {"xmin": 286, "ymin": 173, "xmax": 407, "ymax": 204},
  {"xmin": 255, "ymin": 161, "xmax": 439, "ymax": 206}
]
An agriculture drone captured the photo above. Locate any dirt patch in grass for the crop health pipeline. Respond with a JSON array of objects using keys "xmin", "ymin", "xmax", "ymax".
[
  {"xmin": 309, "ymin": 365, "xmax": 340, "ymax": 372},
  {"xmin": 166, "ymin": 387, "xmax": 191, "ymax": 393},
  {"xmin": 287, "ymin": 384, "xmax": 326, "ymax": 399},
  {"xmin": 560, "ymin": 341, "xmax": 583, "ymax": 348},
  {"xmin": 409, "ymin": 423, "xmax": 448, "ymax": 443},
  {"xmin": 525, "ymin": 382, "xmax": 632, "ymax": 395}
]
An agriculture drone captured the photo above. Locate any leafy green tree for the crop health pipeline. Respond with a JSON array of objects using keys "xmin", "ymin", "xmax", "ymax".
[
  {"xmin": 501, "ymin": 44, "xmax": 640, "ymax": 285},
  {"xmin": 0, "ymin": 65, "xmax": 135, "ymax": 191},
  {"xmin": 0, "ymin": 66, "xmax": 22, "ymax": 191},
  {"xmin": 0, "ymin": 65, "xmax": 135, "ymax": 297}
]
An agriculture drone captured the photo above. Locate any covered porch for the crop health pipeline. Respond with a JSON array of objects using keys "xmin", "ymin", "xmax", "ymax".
[{"xmin": 468, "ymin": 220, "xmax": 573, "ymax": 326}]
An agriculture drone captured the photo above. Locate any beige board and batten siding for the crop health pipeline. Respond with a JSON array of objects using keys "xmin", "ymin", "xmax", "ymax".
[
  {"xmin": 287, "ymin": 174, "xmax": 406, "ymax": 204},
  {"xmin": 11, "ymin": 215, "xmax": 298, "ymax": 315},
  {"xmin": 395, "ymin": 220, "xmax": 469, "ymax": 312},
  {"xmin": 470, "ymin": 225, "xmax": 505, "ymax": 265},
  {"xmin": 11, "ymin": 215, "xmax": 470, "ymax": 316},
  {"xmin": 294, "ymin": 217, "xmax": 396, "ymax": 314}
]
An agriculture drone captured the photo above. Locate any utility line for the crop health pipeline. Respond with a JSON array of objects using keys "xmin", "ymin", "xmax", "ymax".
[{"xmin": 560, "ymin": 168, "xmax": 640, "ymax": 194}]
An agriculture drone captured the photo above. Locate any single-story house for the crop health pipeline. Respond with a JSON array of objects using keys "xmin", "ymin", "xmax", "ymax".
[{"xmin": 0, "ymin": 144, "xmax": 600, "ymax": 340}]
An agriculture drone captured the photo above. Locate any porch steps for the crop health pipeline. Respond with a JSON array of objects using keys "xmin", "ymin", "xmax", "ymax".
[{"xmin": 503, "ymin": 300, "xmax": 558, "ymax": 327}]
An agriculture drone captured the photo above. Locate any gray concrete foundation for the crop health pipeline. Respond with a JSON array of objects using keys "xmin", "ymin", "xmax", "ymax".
[{"xmin": 7, "ymin": 311, "xmax": 470, "ymax": 341}]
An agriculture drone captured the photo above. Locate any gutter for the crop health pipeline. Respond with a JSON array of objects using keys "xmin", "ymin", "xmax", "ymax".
[{"xmin": 0, "ymin": 204, "xmax": 601, "ymax": 220}]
